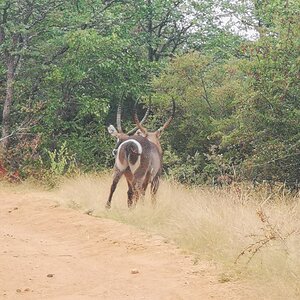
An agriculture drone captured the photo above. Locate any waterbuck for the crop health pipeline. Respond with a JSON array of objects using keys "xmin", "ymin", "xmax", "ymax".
[{"xmin": 106, "ymin": 100, "xmax": 175, "ymax": 209}]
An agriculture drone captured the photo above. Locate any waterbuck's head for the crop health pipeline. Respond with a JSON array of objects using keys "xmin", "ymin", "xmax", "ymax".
[{"xmin": 133, "ymin": 99, "xmax": 175, "ymax": 154}]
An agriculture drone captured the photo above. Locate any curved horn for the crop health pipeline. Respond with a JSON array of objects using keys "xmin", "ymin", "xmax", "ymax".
[
  {"xmin": 127, "ymin": 99, "xmax": 151, "ymax": 135},
  {"xmin": 116, "ymin": 103, "xmax": 123, "ymax": 133},
  {"xmin": 157, "ymin": 98, "xmax": 175, "ymax": 133}
]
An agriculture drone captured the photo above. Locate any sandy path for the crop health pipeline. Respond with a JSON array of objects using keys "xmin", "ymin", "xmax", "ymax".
[{"xmin": 0, "ymin": 190, "xmax": 250, "ymax": 300}]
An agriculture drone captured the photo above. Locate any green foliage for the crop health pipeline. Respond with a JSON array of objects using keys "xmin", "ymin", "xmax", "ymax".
[
  {"xmin": 0, "ymin": 0, "xmax": 299, "ymax": 188},
  {"xmin": 39, "ymin": 141, "xmax": 77, "ymax": 187},
  {"xmin": 225, "ymin": 0, "xmax": 300, "ymax": 185},
  {"xmin": 37, "ymin": 27, "xmax": 153, "ymax": 169},
  {"xmin": 46, "ymin": 142, "xmax": 76, "ymax": 176},
  {"xmin": 151, "ymin": 52, "xmax": 245, "ymax": 183},
  {"xmin": 164, "ymin": 148, "xmax": 206, "ymax": 185}
]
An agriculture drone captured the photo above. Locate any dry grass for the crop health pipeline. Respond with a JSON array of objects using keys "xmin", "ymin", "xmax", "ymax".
[
  {"xmin": 0, "ymin": 177, "xmax": 47, "ymax": 193},
  {"xmin": 53, "ymin": 174, "xmax": 300, "ymax": 299}
]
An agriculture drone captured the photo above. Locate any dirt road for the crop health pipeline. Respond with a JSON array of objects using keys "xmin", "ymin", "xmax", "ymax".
[{"xmin": 0, "ymin": 189, "xmax": 250, "ymax": 300}]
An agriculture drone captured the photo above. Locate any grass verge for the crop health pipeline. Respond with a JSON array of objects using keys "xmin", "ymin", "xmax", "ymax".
[{"xmin": 54, "ymin": 173, "xmax": 300, "ymax": 299}]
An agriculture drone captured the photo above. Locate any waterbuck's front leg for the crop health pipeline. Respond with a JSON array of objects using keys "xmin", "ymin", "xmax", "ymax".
[{"xmin": 106, "ymin": 168, "xmax": 123, "ymax": 209}]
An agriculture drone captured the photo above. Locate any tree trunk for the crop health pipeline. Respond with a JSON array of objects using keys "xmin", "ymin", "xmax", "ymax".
[
  {"xmin": 147, "ymin": 0, "xmax": 154, "ymax": 62},
  {"xmin": 1, "ymin": 55, "xmax": 15, "ymax": 151}
]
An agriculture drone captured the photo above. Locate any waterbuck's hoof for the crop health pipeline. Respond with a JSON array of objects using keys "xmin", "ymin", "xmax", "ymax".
[
  {"xmin": 128, "ymin": 202, "xmax": 136, "ymax": 210},
  {"xmin": 105, "ymin": 203, "xmax": 111, "ymax": 210}
]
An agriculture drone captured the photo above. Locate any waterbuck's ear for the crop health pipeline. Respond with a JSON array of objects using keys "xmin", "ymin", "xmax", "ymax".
[
  {"xmin": 107, "ymin": 125, "xmax": 118, "ymax": 137},
  {"xmin": 135, "ymin": 129, "xmax": 145, "ymax": 136}
]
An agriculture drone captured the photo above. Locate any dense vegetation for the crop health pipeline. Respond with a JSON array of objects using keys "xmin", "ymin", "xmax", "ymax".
[{"xmin": 0, "ymin": 0, "xmax": 299, "ymax": 187}]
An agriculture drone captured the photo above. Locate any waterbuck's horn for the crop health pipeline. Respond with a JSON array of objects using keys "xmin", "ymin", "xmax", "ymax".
[
  {"xmin": 157, "ymin": 98, "xmax": 175, "ymax": 133},
  {"xmin": 116, "ymin": 103, "xmax": 123, "ymax": 133},
  {"xmin": 127, "ymin": 98, "xmax": 151, "ymax": 135}
]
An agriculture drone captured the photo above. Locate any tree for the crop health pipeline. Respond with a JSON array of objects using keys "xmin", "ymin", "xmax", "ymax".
[
  {"xmin": 151, "ymin": 52, "xmax": 245, "ymax": 183},
  {"xmin": 37, "ymin": 28, "xmax": 152, "ymax": 168},
  {"xmin": 0, "ymin": 0, "xmax": 115, "ymax": 153},
  {"xmin": 0, "ymin": 0, "xmax": 70, "ymax": 151},
  {"xmin": 107, "ymin": 0, "xmax": 216, "ymax": 62},
  {"xmin": 230, "ymin": 1, "xmax": 300, "ymax": 185}
]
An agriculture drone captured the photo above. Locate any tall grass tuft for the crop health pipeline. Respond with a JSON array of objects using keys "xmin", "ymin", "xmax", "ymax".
[{"xmin": 55, "ymin": 174, "xmax": 300, "ymax": 299}]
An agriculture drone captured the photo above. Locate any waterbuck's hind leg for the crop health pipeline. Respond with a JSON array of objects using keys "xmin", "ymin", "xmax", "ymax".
[
  {"xmin": 139, "ymin": 171, "xmax": 151, "ymax": 205},
  {"xmin": 132, "ymin": 168, "xmax": 148, "ymax": 206},
  {"xmin": 131, "ymin": 180, "xmax": 143, "ymax": 207},
  {"xmin": 150, "ymin": 175, "xmax": 160, "ymax": 206},
  {"xmin": 127, "ymin": 185, "xmax": 134, "ymax": 208},
  {"xmin": 124, "ymin": 170, "xmax": 134, "ymax": 208},
  {"xmin": 106, "ymin": 169, "xmax": 123, "ymax": 209},
  {"xmin": 142, "ymin": 172, "xmax": 151, "ymax": 194}
]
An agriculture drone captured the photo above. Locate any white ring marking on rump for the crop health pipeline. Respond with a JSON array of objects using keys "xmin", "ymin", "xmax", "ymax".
[{"xmin": 115, "ymin": 139, "xmax": 143, "ymax": 172}]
